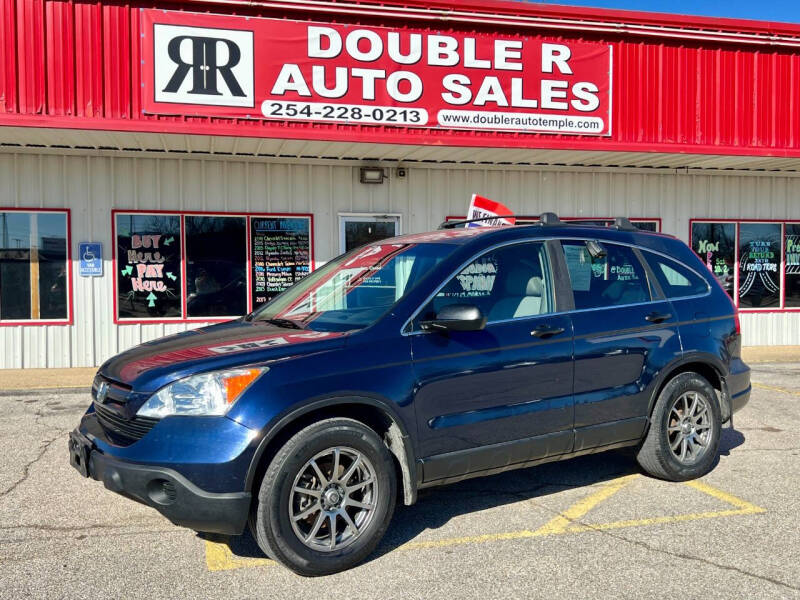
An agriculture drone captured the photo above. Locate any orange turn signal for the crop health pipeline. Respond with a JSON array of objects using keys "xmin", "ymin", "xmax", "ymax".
[{"xmin": 222, "ymin": 368, "xmax": 263, "ymax": 404}]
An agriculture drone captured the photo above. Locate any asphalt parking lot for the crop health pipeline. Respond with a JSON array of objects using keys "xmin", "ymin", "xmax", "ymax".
[{"xmin": 1, "ymin": 364, "xmax": 798, "ymax": 599}]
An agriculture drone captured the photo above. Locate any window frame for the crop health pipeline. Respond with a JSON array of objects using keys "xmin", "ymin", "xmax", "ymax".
[
  {"xmin": 782, "ymin": 221, "xmax": 800, "ymax": 310},
  {"xmin": 338, "ymin": 212, "xmax": 402, "ymax": 254},
  {"xmin": 0, "ymin": 207, "xmax": 73, "ymax": 327},
  {"xmin": 404, "ymin": 237, "xmax": 692, "ymax": 335},
  {"xmin": 112, "ymin": 209, "xmax": 314, "ymax": 325},
  {"xmin": 404, "ymin": 238, "xmax": 573, "ymax": 335},
  {"xmin": 689, "ymin": 218, "xmax": 796, "ymax": 314},
  {"xmin": 640, "ymin": 249, "xmax": 711, "ymax": 301},
  {"xmin": 417, "ymin": 240, "xmax": 556, "ymax": 328}
]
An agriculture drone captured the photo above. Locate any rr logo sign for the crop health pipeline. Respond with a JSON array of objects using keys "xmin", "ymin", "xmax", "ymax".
[{"xmin": 153, "ymin": 24, "xmax": 254, "ymax": 107}]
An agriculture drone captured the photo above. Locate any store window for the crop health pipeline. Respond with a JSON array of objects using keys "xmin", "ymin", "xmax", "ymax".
[
  {"xmin": 339, "ymin": 214, "xmax": 400, "ymax": 253},
  {"xmin": 250, "ymin": 216, "xmax": 312, "ymax": 309},
  {"xmin": 690, "ymin": 221, "xmax": 736, "ymax": 298},
  {"xmin": 114, "ymin": 211, "xmax": 313, "ymax": 322},
  {"xmin": 738, "ymin": 223, "xmax": 781, "ymax": 309},
  {"xmin": 785, "ymin": 224, "xmax": 800, "ymax": 308},
  {"xmin": 0, "ymin": 209, "xmax": 70, "ymax": 323},
  {"xmin": 562, "ymin": 241, "xmax": 650, "ymax": 310},
  {"xmin": 115, "ymin": 213, "xmax": 182, "ymax": 320},
  {"xmin": 185, "ymin": 216, "xmax": 247, "ymax": 318},
  {"xmin": 689, "ymin": 219, "xmax": 800, "ymax": 311}
]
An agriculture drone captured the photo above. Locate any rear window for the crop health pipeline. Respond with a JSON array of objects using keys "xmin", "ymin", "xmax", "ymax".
[
  {"xmin": 642, "ymin": 251, "xmax": 710, "ymax": 299},
  {"xmin": 562, "ymin": 241, "xmax": 651, "ymax": 310}
]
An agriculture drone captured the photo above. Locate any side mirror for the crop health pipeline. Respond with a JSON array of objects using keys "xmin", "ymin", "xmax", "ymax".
[{"xmin": 420, "ymin": 303, "xmax": 487, "ymax": 333}]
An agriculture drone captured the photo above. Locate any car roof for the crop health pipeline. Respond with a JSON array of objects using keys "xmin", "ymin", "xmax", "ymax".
[{"xmin": 390, "ymin": 222, "xmax": 677, "ymax": 250}]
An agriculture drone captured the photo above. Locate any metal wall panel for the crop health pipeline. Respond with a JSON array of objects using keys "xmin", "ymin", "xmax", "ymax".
[
  {"xmin": 1, "ymin": 149, "xmax": 800, "ymax": 367},
  {"xmin": 45, "ymin": 0, "xmax": 74, "ymax": 116},
  {"xmin": 1, "ymin": 1, "xmax": 800, "ymax": 157},
  {"xmin": 0, "ymin": 0, "xmax": 17, "ymax": 113},
  {"xmin": 14, "ymin": 0, "xmax": 45, "ymax": 115},
  {"xmin": 73, "ymin": 0, "xmax": 103, "ymax": 118}
]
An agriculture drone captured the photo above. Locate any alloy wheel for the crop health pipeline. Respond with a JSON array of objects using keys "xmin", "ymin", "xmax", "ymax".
[
  {"xmin": 288, "ymin": 446, "xmax": 378, "ymax": 552},
  {"xmin": 667, "ymin": 391, "xmax": 713, "ymax": 464}
]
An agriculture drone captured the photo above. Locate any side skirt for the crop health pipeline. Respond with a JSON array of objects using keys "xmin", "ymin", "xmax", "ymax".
[{"xmin": 419, "ymin": 422, "xmax": 645, "ymax": 489}]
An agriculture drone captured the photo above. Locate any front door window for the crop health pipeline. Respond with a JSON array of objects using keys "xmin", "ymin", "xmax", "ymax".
[{"xmin": 417, "ymin": 241, "xmax": 553, "ymax": 326}]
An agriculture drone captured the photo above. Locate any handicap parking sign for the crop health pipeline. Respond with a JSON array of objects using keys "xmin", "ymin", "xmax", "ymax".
[{"xmin": 79, "ymin": 242, "xmax": 103, "ymax": 277}]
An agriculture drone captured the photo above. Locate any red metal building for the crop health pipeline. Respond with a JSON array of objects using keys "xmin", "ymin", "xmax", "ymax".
[{"xmin": 1, "ymin": 0, "xmax": 799, "ymax": 366}]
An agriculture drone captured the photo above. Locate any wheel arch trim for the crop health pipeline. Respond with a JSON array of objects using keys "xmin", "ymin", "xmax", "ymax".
[
  {"xmin": 646, "ymin": 353, "xmax": 728, "ymax": 419},
  {"xmin": 244, "ymin": 395, "xmax": 418, "ymax": 505}
]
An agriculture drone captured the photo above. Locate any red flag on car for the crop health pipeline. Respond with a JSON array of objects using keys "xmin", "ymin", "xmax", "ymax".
[{"xmin": 466, "ymin": 194, "xmax": 516, "ymax": 227}]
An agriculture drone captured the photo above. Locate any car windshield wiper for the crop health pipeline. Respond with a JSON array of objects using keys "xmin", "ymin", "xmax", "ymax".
[{"xmin": 262, "ymin": 317, "xmax": 306, "ymax": 330}]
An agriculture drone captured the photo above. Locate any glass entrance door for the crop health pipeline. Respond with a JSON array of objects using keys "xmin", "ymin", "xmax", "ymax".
[{"xmin": 339, "ymin": 214, "xmax": 401, "ymax": 253}]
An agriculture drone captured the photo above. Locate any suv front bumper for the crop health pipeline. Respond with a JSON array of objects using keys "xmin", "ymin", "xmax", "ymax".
[{"xmin": 69, "ymin": 429, "xmax": 250, "ymax": 535}]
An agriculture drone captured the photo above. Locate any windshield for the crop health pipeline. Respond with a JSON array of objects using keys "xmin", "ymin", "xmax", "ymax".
[{"xmin": 249, "ymin": 242, "xmax": 454, "ymax": 331}]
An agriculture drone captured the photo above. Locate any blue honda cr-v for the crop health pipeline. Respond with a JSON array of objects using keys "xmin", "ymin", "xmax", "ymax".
[{"xmin": 69, "ymin": 214, "xmax": 750, "ymax": 576}]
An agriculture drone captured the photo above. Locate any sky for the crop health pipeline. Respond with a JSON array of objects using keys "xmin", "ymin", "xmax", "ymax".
[{"xmin": 528, "ymin": 0, "xmax": 800, "ymax": 24}]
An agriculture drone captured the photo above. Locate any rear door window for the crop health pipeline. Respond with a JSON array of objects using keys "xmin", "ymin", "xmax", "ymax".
[
  {"xmin": 562, "ymin": 241, "xmax": 651, "ymax": 309},
  {"xmin": 642, "ymin": 251, "xmax": 710, "ymax": 299}
]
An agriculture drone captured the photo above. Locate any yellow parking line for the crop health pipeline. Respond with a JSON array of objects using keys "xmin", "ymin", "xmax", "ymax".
[
  {"xmin": 398, "ymin": 529, "xmax": 542, "ymax": 550},
  {"xmin": 396, "ymin": 476, "xmax": 764, "ymax": 553},
  {"xmin": 392, "ymin": 476, "xmax": 637, "ymax": 552},
  {"xmin": 685, "ymin": 479, "xmax": 767, "ymax": 512},
  {"xmin": 205, "ymin": 537, "xmax": 273, "ymax": 572},
  {"xmin": 533, "ymin": 474, "xmax": 637, "ymax": 536},
  {"xmin": 563, "ymin": 507, "xmax": 764, "ymax": 534},
  {"xmin": 752, "ymin": 381, "xmax": 800, "ymax": 397},
  {"xmin": 205, "ymin": 476, "xmax": 766, "ymax": 570}
]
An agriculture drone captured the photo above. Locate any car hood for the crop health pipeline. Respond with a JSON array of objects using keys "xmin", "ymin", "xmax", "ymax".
[{"xmin": 99, "ymin": 319, "xmax": 349, "ymax": 393}]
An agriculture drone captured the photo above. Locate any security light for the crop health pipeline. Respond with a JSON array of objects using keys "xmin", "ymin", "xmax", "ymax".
[{"xmin": 360, "ymin": 167, "xmax": 385, "ymax": 184}]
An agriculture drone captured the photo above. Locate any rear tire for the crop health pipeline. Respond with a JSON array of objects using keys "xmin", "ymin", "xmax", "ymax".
[
  {"xmin": 637, "ymin": 372, "xmax": 721, "ymax": 481},
  {"xmin": 250, "ymin": 418, "xmax": 396, "ymax": 576}
]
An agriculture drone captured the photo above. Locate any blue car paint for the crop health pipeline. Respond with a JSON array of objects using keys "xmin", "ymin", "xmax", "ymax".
[
  {"xmin": 71, "ymin": 223, "xmax": 750, "ymax": 534},
  {"xmin": 80, "ymin": 407, "xmax": 256, "ymax": 493}
]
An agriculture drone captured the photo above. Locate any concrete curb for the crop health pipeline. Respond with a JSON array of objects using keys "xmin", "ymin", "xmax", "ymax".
[{"xmin": 741, "ymin": 346, "xmax": 800, "ymax": 364}]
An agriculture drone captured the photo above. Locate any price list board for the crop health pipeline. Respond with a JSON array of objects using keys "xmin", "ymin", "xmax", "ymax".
[{"xmin": 249, "ymin": 216, "xmax": 313, "ymax": 309}]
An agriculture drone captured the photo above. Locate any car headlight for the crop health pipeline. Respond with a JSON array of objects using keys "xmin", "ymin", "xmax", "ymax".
[{"xmin": 137, "ymin": 367, "xmax": 266, "ymax": 418}]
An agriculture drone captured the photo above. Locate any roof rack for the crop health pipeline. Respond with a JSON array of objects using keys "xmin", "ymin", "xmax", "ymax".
[
  {"xmin": 539, "ymin": 212, "xmax": 561, "ymax": 225},
  {"xmin": 612, "ymin": 217, "xmax": 638, "ymax": 231},
  {"xmin": 438, "ymin": 211, "xmax": 559, "ymax": 230},
  {"xmin": 438, "ymin": 212, "xmax": 642, "ymax": 231}
]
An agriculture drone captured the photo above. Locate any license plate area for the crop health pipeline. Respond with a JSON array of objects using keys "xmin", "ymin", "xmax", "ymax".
[{"xmin": 68, "ymin": 430, "xmax": 92, "ymax": 478}]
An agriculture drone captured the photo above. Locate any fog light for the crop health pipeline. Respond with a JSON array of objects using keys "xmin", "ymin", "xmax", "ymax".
[{"xmin": 147, "ymin": 478, "xmax": 177, "ymax": 505}]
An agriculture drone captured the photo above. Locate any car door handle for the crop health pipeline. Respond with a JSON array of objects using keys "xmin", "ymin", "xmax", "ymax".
[
  {"xmin": 531, "ymin": 324, "xmax": 566, "ymax": 338},
  {"xmin": 645, "ymin": 311, "xmax": 672, "ymax": 323}
]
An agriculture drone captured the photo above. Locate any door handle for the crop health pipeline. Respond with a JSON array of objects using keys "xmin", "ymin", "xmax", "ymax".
[
  {"xmin": 645, "ymin": 311, "xmax": 672, "ymax": 323},
  {"xmin": 531, "ymin": 324, "xmax": 566, "ymax": 338}
]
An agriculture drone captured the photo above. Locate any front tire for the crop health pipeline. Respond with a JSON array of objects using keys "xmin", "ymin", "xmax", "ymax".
[
  {"xmin": 251, "ymin": 418, "xmax": 396, "ymax": 576},
  {"xmin": 637, "ymin": 372, "xmax": 721, "ymax": 481}
]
